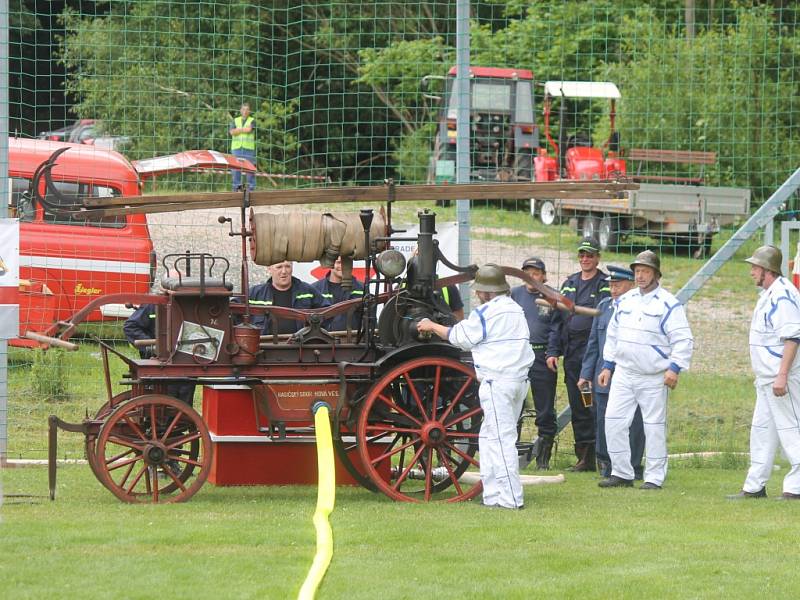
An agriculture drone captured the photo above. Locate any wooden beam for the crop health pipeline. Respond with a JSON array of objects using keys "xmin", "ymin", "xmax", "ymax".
[{"xmin": 73, "ymin": 180, "xmax": 638, "ymax": 218}]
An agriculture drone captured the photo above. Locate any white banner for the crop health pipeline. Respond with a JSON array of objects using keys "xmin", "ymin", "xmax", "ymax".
[{"xmin": 0, "ymin": 218, "xmax": 20, "ymax": 339}]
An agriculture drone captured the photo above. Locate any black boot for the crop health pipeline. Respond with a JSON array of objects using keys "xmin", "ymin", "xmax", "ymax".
[
  {"xmin": 568, "ymin": 443, "xmax": 597, "ymax": 472},
  {"xmin": 536, "ymin": 436, "xmax": 554, "ymax": 471}
]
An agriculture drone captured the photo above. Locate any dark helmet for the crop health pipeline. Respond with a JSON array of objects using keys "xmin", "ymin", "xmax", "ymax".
[
  {"xmin": 471, "ymin": 264, "xmax": 510, "ymax": 293},
  {"xmin": 745, "ymin": 245, "xmax": 782, "ymax": 275},
  {"xmin": 630, "ymin": 250, "xmax": 661, "ymax": 277}
]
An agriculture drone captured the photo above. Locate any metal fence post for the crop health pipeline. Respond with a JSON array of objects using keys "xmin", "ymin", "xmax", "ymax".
[{"xmin": 455, "ymin": 0, "xmax": 471, "ymax": 311}]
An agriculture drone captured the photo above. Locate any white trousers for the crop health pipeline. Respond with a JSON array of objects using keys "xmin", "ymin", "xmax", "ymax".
[
  {"xmin": 479, "ymin": 379, "xmax": 526, "ymax": 508},
  {"xmin": 605, "ymin": 368, "xmax": 669, "ymax": 485},
  {"xmin": 743, "ymin": 376, "xmax": 800, "ymax": 494}
]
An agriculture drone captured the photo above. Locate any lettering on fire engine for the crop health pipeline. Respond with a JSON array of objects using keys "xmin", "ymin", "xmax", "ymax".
[{"xmin": 74, "ymin": 283, "xmax": 102, "ymax": 295}]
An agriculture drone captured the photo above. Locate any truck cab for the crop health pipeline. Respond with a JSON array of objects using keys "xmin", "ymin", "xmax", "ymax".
[
  {"xmin": 429, "ymin": 66, "xmax": 538, "ymax": 183},
  {"xmin": 8, "ymin": 138, "xmax": 255, "ymax": 347}
]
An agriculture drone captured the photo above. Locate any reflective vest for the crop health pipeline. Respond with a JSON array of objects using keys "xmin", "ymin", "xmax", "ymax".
[{"xmin": 231, "ymin": 116, "xmax": 255, "ymax": 151}]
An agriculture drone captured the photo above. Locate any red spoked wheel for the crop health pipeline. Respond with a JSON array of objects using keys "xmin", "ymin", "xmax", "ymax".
[
  {"xmin": 96, "ymin": 394, "xmax": 212, "ymax": 503},
  {"xmin": 86, "ymin": 390, "xmax": 133, "ymax": 491},
  {"xmin": 356, "ymin": 356, "xmax": 482, "ymax": 502}
]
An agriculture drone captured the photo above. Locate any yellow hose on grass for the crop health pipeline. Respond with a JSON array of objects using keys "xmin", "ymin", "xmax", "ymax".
[{"xmin": 298, "ymin": 401, "xmax": 336, "ymax": 600}]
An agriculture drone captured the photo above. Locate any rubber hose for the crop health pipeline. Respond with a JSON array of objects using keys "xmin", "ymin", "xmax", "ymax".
[{"xmin": 297, "ymin": 401, "xmax": 336, "ymax": 600}]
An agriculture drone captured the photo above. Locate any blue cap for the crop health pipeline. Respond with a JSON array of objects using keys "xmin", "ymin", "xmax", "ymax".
[
  {"xmin": 522, "ymin": 256, "xmax": 546, "ymax": 271},
  {"xmin": 606, "ymin": 265, "xmax": 635, "ymax": 282}
]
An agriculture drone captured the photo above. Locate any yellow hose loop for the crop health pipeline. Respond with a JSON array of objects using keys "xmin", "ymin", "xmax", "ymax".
[{"xmin": 298, "ymin": 402, "xmax": 336, "ymax": 600}]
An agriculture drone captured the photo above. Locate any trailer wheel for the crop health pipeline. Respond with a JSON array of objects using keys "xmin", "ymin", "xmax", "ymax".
[
  {"xmin": 96, "ymin": 394, "xmax": 212, "ymax": 504},
  {"xmin": 598, "ymin": 216, "xmax": 619, "ymax": 251},
  {"xmin": 357, "ymin": 357, "xmax": 483, "ymax": 502},
  {"xmin": 538, "ymin": 200, "xmax": 558, "ymax": 226},
  {"xmin": 582, "ymin": 215, "xmax": 600, "ymax": 240}
]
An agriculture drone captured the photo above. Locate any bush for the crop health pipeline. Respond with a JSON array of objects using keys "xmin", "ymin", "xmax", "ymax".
[{"xmin": 29, "ymin": 349, "xmax": 69, "ymax": 402}]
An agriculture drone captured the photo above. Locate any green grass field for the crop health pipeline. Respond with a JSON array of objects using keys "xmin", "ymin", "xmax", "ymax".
[
  {"xmin": 3, "ymin": 464, "xmax": 799, "ymax": 599},
  {"xmin": 3, "ymin": 202, "xmax": 780, "ymax": 598}
]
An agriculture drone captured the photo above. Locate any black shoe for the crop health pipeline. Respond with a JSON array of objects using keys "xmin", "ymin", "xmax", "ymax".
[
  {"xmin": 569, "ymin": 443, "xmax": 597, "ymax": 472},
  {"xmin": 598, "ymin": 475, "xmax": 634, "ymax": 488},
  {"xmin": 536, "ymin": 436, "xmax": 555, "ymax": 471},
  {"xmin": 776, "ymin": 492, "xmax": 800, "ymax": 501},
  {"xmin": 726, "ymin": 488, "xmax": 767, "ymax": 500},
  {"xmin": 640, "ymin": 482, "xmax": 662, "ymax": 490}
]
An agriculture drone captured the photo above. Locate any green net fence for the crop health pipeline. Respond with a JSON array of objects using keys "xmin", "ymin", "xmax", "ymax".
[{"xmin": 5, "ymin": 1, "xmax": 800, "ymax": 476}]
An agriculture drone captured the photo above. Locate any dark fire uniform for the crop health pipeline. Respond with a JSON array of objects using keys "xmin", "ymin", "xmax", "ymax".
[
  {"xmin": 558, "ymin": 268, "xmax": 610, "ymax": 465},
  {"xmin": 248, "ymin": 276, "xmax": 330, "ymax": 334},
  {"xmin": 312, "ymin": 273, "xmax": 365, "ymax": 332}
]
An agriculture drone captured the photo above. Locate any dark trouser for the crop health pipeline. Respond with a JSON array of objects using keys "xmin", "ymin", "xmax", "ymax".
[
  {"xmin": 595, "ymin": 391, "xmax": 644, "ymax": 473},
  {"xmin": 167, "ymin": 383, "xmax": 196, "ymax": 405},
  {"xmin": 529, "ymin": 351, "xmax": 557, "ymax": 438},
  {"xmin": 564, "ymin": 338, "xmax": 596, "ymax": 445}
]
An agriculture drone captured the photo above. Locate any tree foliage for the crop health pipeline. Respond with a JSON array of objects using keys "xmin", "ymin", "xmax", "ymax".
[{"xmin": 52, "ymin": 0, "xmax": 800, "ymax": 199}]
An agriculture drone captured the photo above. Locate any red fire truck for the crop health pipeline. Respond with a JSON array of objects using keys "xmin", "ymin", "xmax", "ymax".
[{"xmin": 8, "ymin": 138, "xmax": 255, "ymax": 347}]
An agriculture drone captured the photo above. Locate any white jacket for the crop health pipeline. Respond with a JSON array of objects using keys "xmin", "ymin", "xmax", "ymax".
[
  {"xmin": 603, "ymin": 285, "xmax": 693, "ymax": 375},
  {"xmin": 749, "ymin": 276, "xmax": 800, "ymax": 382},
  {"xmin": 448, "ymin": 295, "xmax": 534, "ymax": 381}
]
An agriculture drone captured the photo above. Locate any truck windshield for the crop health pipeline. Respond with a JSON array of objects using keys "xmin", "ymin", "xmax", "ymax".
[
  {"xmin": 446, "ymin": 78, "xmax": 514, "ymax": 118},
  {"xmin": 472, "ymin": 82, "xmax": 512, "ymax": 112},
  {"xmin": 42, "ymin": 180, "xmax": 126, "ymax": 228}
]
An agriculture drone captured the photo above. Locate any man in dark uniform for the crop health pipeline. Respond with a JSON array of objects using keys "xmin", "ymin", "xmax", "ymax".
[
  {"xmin": 548, "ymin": 237, "xmax": 610, "ymax": 471},
  {"xmin": 510, "ymin": 256, "xmax": 562, "ymax": 470},
  {"xmin": 123, "ymin": 304, "xmax": 196, "ymax": 404},
  {"xmin": 438, "ymin": 283, "xmax": 464, "ymax": 321},
  {"xmin": 312, "ymin": 256, "xmax": 365, "ymax": 332},
  {"xmin": 578, "ymin": 265, "xmax": 644, "ymax": 478},
  {"xmin": 249, "ymin": 260, "xmax": 330, "ymax": 334}
]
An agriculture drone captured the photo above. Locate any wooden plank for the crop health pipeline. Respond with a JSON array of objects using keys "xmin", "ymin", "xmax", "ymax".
[
  {"xmin": 627, "ymin": 148, "xmax": 717, "ymax": 164},
  {"xmin": 632, "ymin": 175, "xmax": 704, "ymax": 184}
]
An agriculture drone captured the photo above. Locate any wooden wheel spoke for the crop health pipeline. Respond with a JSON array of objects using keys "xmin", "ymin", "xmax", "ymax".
[
  {"xmin": 116, "ymin": 461, "xmax": 137, "ymax": 489},
  {"xmin": 105, "ymin": 447, "xmax": 136, "ymax": 464},
  {"xmin": 402, "ymin": 371, "xmax": 429, "ymax": 420},
  {"xmin": 160, "ymin": 411, "xmax": 184, "ymax": 443},
  {"xmin": 165, "ymin": 431, "xmax": 202, "ymax": 450},
  {"xmin": 163, "ymin": 463, "xmax": 187, "ymax": 492},
  {"xmin": 365, "ymin": 424, "xmax": 420, "ymax": 436},
  {"xmin": 424, "ymin": 447, "xmax": 433, "ymax": 501},
  {"xmin": 106, "ymin": 454, "xmax": 142, "ymax": 472},
  {"xmin": 149, "ymin": 404, "xmax": 158, "ymax": 441},
  {"xmin": 431, "ymin": 366, "xmax": 442, "ymax": 421},
  {"xmin": 151, "ymin": 467, "xmax": 159, "ymax": 503},
  {"xmin": 125, "ymin": 464, "xmax": 148, "ymax": 495},
  {"xmin": 435, "ymin": 447, "xmax": 464, "ymax": 496},
  {"xmin": 391, "ymin": 445, "xmax": 425, "ymax": 492},
  {"xmin": 443, "ymin": 440, "xmax": 480, "ymax": 468},
  {"xmin": 439, "ymin": 376, "xmax": 475, "ymax": 422},
  {"xmin": 376, "ymin": 393, "xmax": 422, "ymax": 427},
  {"xmin": 444, "ymin": 405, "xmax": 482, "ymax": 429},
  {"xmin": 106, "ymin": 435, "xmax": 145, "ymax": 452},
  {"xmin": 120, "ymin": 415, "xmax": 149, "ymax": 443},
  {"xmin": 445, "ymin": 431, "xmax": 479, "ymax": 440},
  {"xmin": 370, "ymin": 436, "xmax": 418, "ymax": 466}
]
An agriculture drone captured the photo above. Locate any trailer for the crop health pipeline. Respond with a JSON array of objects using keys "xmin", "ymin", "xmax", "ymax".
[{"xmin": 533, "ymin": 181, "xmax": 751, "ymax": 257}]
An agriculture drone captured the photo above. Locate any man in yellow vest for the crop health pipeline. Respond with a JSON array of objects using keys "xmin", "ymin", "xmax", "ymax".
[{"xmin": 230, "ymin": 102, "xmax": 256, "ymax": 191}]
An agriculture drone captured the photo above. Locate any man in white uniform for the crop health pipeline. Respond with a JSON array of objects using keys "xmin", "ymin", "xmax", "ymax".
[
  {"xmin": 418, "ymin": 264, "xmax": 534, "ymax": 509},
  {"xmin": 728, "ymin": 246, "xmax": 800, "ymax": 500},
  {"xmin": 597, "ymin": 250, "xmax": 694, "ymax": 490}
]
